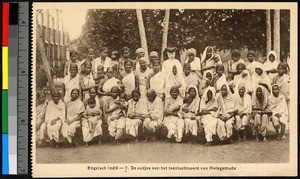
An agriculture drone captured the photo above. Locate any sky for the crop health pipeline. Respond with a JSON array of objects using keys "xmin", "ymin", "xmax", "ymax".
[{"xmin": 61, "ymin": 8, "xmax": 88, "ymax": 40}]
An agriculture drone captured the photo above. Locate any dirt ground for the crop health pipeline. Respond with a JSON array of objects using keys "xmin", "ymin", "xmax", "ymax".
[{"xmin": 36, "ymin": 137, "xmax": 289, "ymax": 163}]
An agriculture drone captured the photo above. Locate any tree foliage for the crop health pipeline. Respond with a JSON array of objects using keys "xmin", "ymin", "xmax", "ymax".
[{"xmin": 72, "ymin": 9, "xmax": 290, "ymax": 59}]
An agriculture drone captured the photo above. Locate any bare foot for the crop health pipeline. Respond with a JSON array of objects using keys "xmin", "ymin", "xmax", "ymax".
[
  {"xmin": 281, "ymin": 135, "xmax": 286, "ymax": 140},
  {"xmin": 263, "ymin": 137, "xmax": 268, "ymax": 142},
  {"xmin": 84, "ymin": 143, "xmax": 89, "ymax": 147}
]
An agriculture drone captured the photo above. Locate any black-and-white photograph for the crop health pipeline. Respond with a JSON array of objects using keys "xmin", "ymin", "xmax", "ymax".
[{"xmin": 32, "ymin": 2, "xmax": 297, "ymax": 177}]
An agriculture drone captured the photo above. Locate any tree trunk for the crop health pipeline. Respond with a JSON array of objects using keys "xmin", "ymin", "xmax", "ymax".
[
  {"xmin": 36, "ymin": 27, "xmax": 55, "ymax": 90},
  {"xmin": 273, "ymin": 10, "xmax": 280, "ymax": 62},
  {"xmin": 161, "ymin": 9, "xmax": 170, "ymax": 64},
  {"xmin": 136, "ymin": 9, "xmax": 149, "ymax": 59},
  {"xmin": 266, "ymin": 10, "xmax": 271, "ymax": 56}
]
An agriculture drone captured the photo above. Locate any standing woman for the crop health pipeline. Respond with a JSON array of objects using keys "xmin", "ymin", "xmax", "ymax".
[
  {"xmin": 147, "ymin": 62, "xmax": 165, "ymax": 100},
  {"xmin": 126, "ymin": 90, "xmax": 148, "ymax": 141},
  {"xmin": 272, "ymin": 63, "xmax": 290, "ymax": 107},
  {"xmin": 268, "ymin": 84, "xmax": 288, "ymax": 140},
  {"xmin": 198, "ymin": 70, "xmax": 213, "ymax": 98},
  {"xmin": 121, "ymin": 59, "xmax": 138, "ymax": 100},
  {"xmin": 62, "ymin": 88, "xmax": 85, "ymax": 145},
  {"xmin": 234, "ymin": 82, "xmax": 252, "ymax": 141},
  {"xmin": 251, "ymin": 86, "xmax": 271, "ymax": 142},
  {"xmin": 264, "ymin": 51, "xmax": 279, "ymax": 82},
  {"xmin": 185, "ymin": 48, "xmax": 202, "ymax": 78},
  {"xmin": 119, "ymin": 47, "xmax": 133, "ymax": 75},
  {"xmin": 164, "ymin": 86, "xmax": 184, "ymax": 143},
  {"xmin": 135, "ymin": 57, "xmax": 153, "ymax": 99},
  {"xmin": 93, "ymin": 47, "xmax": 112, "ymax": 72},
  {"xmin": 216, "ymin": 84, "xmax": 237, "ymax": 144},
  {"xmin": 45, "ymin": 90, "xmax": 66, "ymax": 148},
  {"xmin": 232, "ymin": 63, "xmax": 252, "ymax": 94},
  {"xmin": 143, "ymin": 89, "xmax": 164, "ymax": 142},
  {"xmin": 181, "ymin": 86, "xmax": 200, "ymax": 143},
  {"xmin": 201, "ymin": 46, "xmax": 220, "ymax": 74},
  {"xmin": 80, "ymin": 61, "xmax": 95, "ymax": 101},
  {"xmin": 36, "ymin": 92, "xmax": 48, "ymax": 147},
  {"xmin": 198, "ymin": 87, "xmax": 219, "ymax": 146},
  {"xmin": 164, "ymin": 65, "xmax": 186, "ymax": 99},
  {"xmin": 62, "ymin": 63, "xmax": 80, "ymax": 104}
]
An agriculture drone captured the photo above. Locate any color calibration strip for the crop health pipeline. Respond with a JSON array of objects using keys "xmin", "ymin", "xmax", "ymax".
[
  {"xmin": 2, "ymin": 2, "xmax": 20, "ymax": 175},
  {"xmin": 2, "ymin": 2, "xmax": 9, "ymax": 175}
]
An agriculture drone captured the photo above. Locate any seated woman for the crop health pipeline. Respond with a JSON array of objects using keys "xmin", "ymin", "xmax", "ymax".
[
  {"xmin": 62, "ymin": 89, "xmax": 85, "ymax": 146},
  {"xmin": 181, "ymin": 86, "xmax": 200, "ymax": 143},
  {"xmin": 268, "ymin": 84, "xmax": 289, "ymax": 140},
  {"xmin": 36, "ymin": 92, "xmax": 48, "ymax": 147},
  {"xmin": 212, "ymin": 64, "xmax": 228, "ymax": 94},
  {"xmin": 143, "ymin": 89, "xmax": 164, "ymax": 142},
  {"xmin": 198, "ymin": 87, "xmax": 219, "ymax": 146},
  {"xmin": 251, "ymin": 85, "xmax": 272, "ymax": 142},
  {"xmin": 82, "ymin": 98, "xmax": 103, "ymax": 147},
  {"xmin": 198, "ymin": 70, "xmax": 213, "ymax": 98},
  {"xmin": 234, "ymin": 82, "xmax": 252, "ymax": 141},
  {"xmin": 106, "ymin": 86, "xmax": 127, "ymax": 144},
  {"xmin": 98, "ymin": 67, "xmax": 122, "ymax": 123},
  {"xmin": 121, "ymin": 59, "xmax": 138, "ymax": 100},
  {"xmin": 232, "ymin": 63, "xmax": 252, "ymax": 95},
  {"xmin": 216, "ymin": 84, "xmax": 237, "ymax": 144},
  {"xmin": 126, "ymin": 90, "xmax": 148, "ymax": 142},
  {"xmin": 45, "ymin": 90, "xmax": 66, "ymax": 148},
  {"xmin": 164, "ymin": 65, "xmax": 186, "ymax": 99},
  {"xmin": 164, "ymin": 86, "xmax": 184, "ymax": 143}
]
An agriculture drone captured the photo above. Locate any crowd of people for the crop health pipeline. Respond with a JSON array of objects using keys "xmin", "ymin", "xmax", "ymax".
[{"xmin": 36, "ymin": 46, "xmax": 290, "ymax": 148}]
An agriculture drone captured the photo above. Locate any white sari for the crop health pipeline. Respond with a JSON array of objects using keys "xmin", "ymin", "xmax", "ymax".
[
  {"xmin": 122, "ymin": 71, "xmax": 136, "ymax": 97},
  {"xmin": 62, "ymin": 74, "xmax": 80, "ymax": 103}
]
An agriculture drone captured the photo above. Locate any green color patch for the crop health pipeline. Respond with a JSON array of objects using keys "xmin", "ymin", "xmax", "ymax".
[{"xmin": 2, "ymin": 90, "xmax": 8, "ymax": 133}]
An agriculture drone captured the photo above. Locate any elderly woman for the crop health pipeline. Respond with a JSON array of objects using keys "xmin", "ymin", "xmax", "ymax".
[
  {"xmin": 164, "ymin": 65, "xmax": 186, "ymax": 98},
  {"xmin": 232, "ymin": 63, "xmax": 252, "ymax": 94},
  {"xmin": 198, "ymin": 87, "xmax": 219, "ymax": 146},
  {"xmin": 135, "ymin": 57, "xmax": 153, "ymax": 99},
  {"xmin": 61, "ymin": 88, "xmax": 85, "ymax": 145},
  {"xmin": 147, "ymin": 62, "xmax": 165, "ymax": 100},
  {"xmin": 265, "ymin": 51, "xmax": 279, "ymax": 82},
  {"xmin": 181, "ymin": 86, "xmax": 200, "ymax": 143},
  {"xmin": 251, "ymin": 85, "xmax": 272, "ymax": 142},
  {"xmin": 183, "ymin": 63, "xmax": 199, "ymax": 90},
  {"xmin": 185, "ymin": 48, "xmax": 201, "ymax": 78},
  {"xmin": 251, "ymin": 63, "xmax": 271, "ymax": 93},
  {"xmin": 143, "ymin": 89, "xmax": 164, "ymax": 142},
  {"xmin": 235, "ymin": 82, "xmax": 252, "ymax": 141},
  {"xmin": 126, "ymin": 90, "xmax": 148, "ymax": 141},
  {"xmin": 121, "ymin": 59, "xmax": 138, "ymax": 100},
  {"xmin": 216, "ymin": 84, "xmax": 237, "ymax": 144},
  {"xmin": 62, "ymin": 63, "xmax": 80, "ymax": 104},
  {"xmin": 80, "ymin": 61, "xmax": 95, "ymax": 101},
  {"xmin": 36, "ymin": 92, "xmax": 48, "ymax": 147},
  {"xmin": 212, "ymin": 64, "xmax": 228, "ymax": 93},
  {"xmin": 164, "ymin": 86, "xmax": 184, "ymax": 143},
  {"xmin": 45, "ymin": 90, "xmax": 65, "ymax": 148},
  {"xmin": 198, "ymin": 70, "xmax": 213, "ymax": 98},
  {"xmin": 268, "ymin": 84, "xmax": 288, "ymax": 140}
]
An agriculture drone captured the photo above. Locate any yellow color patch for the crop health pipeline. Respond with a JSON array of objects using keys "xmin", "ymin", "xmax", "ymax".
[{"xmin": 2, "ymin": 47, "xmax": 8, "ymax": 89}]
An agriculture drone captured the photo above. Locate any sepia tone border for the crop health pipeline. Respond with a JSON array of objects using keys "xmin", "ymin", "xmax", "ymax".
[{"xmin": 31, "ymin": 2, "xmax": 298, "ymax": 177}]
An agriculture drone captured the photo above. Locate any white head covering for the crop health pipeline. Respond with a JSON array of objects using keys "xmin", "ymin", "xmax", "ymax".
[
  {"xmin": 201, "ymin": 46, "xmax": 214, "ymax": 64},
  {"xmin": 187, "ymin": 48, "xmax": 197, "ymax": 55},
  {"xmin": 136, "ymin": 48, "xmax": 145, "ymax": 54},
  {"xmin": 265, "ymin": 51, "xmax": 279, "ymax": 70}
]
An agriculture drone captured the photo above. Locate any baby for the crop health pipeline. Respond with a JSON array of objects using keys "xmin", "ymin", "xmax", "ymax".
[{"xmin": 83, "ymin": 98, "xmax": 102, "ymax": 134}]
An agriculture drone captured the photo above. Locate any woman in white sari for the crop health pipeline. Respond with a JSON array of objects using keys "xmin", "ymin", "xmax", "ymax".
[
  {"xmin": 198, "ymin": 86, "xmax": 219, "ymax": 146},
  {"xmin": 200, "ymin": 46, "xmax": 215, "ymax": 74},
  {"xmin": 198, "ymin": 70, "xmax": 213, "ymax": 98},
  {"xmin": 80, "ymin": 61, "xmax": 95, "ymax": 100},
  {"xmin": 135, "ymin": 57, "xmax": 153, "ymax": 99},
  {"xmin": 268, "ymin": 84, "xmax": 288, "ymax": 140},
  {"xmin": 98, "ymin": 67, "xmax": 122, "ymax": 123},
  {"xmin": 181, "ymin": 86, "xmax": 200, "ymax": 143},
  {"xmin": 216, "ymin": 84, "xmax": 237, "ymax": 144},
  {"xmin": 251, "ymin": 63, "xmax": 271, "ymax": 94},
  {"xmin": 164, "ymin": 86, "xmax": 184, "ymax": 143},
  {"xmin": 164, "ymin": 65, "xmax": 186, "ymax": 98},
  {"xmin": 251, "ymin": 85, "xmax": 271, "ymax": 142},
  {"xmin": 61, "ymin": 88, "xmax": 85, "ymax": 145},
  {"xmin": 185, "ymin": 48, "xmax": 202, "ymax": 78},
  {"xmin": 45, "ymin": 90, "xmax": 66, "ymax": 148},
  {"xmin": 126, "ymin": 90, "xmax": 148, "ymax": 141},
  {"xmin": 234, "ymin": 82, "xmax": 252, "ymax": 141},
  {"xmin": 232, "ymin": 63, "xmax": 252, "ymax": 94},
  {"xmin": 36, "ymin": 92, "xmax": 48, "ymax": 147},
  {"xmin": 62, "ymin": 63, "xmax": 80, "ymax": 104},
  {"xmin": 143, "ymin": 89, "xmax": 164, "ymax": 142},
  {"xmin": 265, "ymin": 51, "xmax": 279, "ymax": 82},
  {"xmin": 212, "ymin": 64, "xmax": 228, "ymax": 94},
  {"xmin": 121, "ymin": 59, "xmax": 138, "ymax": 100}
]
